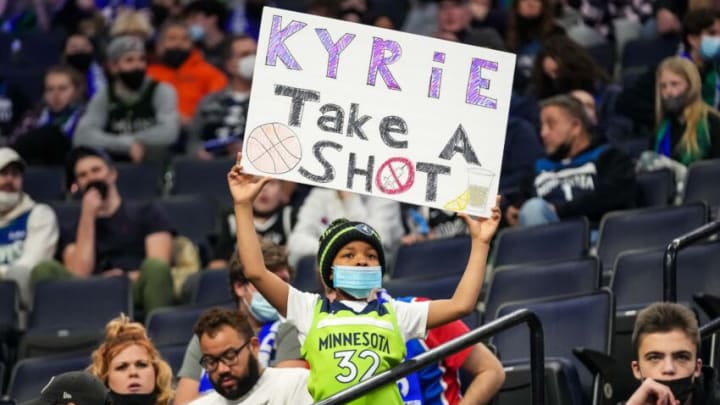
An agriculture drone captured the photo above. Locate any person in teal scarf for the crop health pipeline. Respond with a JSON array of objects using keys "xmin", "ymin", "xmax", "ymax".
[{"xmin": 654, "ymin": 56, "xmax": 720, "ymax": 166}]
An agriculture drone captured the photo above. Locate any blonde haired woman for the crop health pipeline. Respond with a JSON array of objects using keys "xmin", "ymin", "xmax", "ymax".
[
  {"xmin": 654, "ymin": 56, "xmax": 720, "ymax": 165},
  {"xmin": 90, "ymin": 314, "xmax": 173, "ymax": 405}
]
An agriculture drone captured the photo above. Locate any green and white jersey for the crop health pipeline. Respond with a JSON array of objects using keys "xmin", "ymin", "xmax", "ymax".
[{"xmin": 287, "ymin": 287, "xmax": 429, "ymax": 405}]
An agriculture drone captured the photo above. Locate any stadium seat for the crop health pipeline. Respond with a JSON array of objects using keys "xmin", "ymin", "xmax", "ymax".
[
  {"xmin": 157, "ymin": 344, "xmax": 186, "ymax": 376},
  {"xmin": 20, "ymin": 277, "xmax": 132, "ymax": 359},
  {"xmin": 48, "ymin": 201, "xmax": 81, "ymax": 231},
  {"xmin": 392, "ymin": 236, "xmax": 471, "ymax": 279},
  {"xmin": 7, "ymin": 353, "xmax": 90, "ymax": 402},
  {"xmin": 0, "ymin": 280, "xmax": 19, "ymax": 333},
  {"xmin": 192, "ymin": 269, "xmax": 234, "ymax": 307},
  {"xmin": 115, "ymin": 163, "xmax": 163, "ymax": 200},
  {"xmin": 621, "ymin": 36, "xmax": 679, "ymax": 72},
  {"xmin": 636, "ymin": 168, "xmax": 675, "ymax": 207},
  {"xmin": 0, "ymin": 33, "xmax": 13, "ymax": 64},
  {"xmin": 586, "ymin": 42, "xmax": 616, "ymax": 77},
  {"xmin": 492, "ymin": 218, "xmax": 588, "ymax": 267},
  {"xmin": 483, "ymin": 257, "xmax": 600, "ymax": 322},
  {"xmin": 494, "ymin": 358, "xmax": 584, "ymax": 405},
  {"xmin": 158, "ymin": 195, "xmax": 217, "ymax": 261},
  {"xmin": 384, "ymin": 274, "xmax": 461, "ymax": 301},
  {"xmin": 596, "ymin": 203, "xmax": 708, "ymax": 272},
  {"xmin": 492, "ymin": 289, "xmax": 614, "ymax": 405},
  {"xmin": 171, "ymin": 157, "xmax": 234, "ymax": 209},
  {"xmin": 683, "ymin": 159, "xmax": 720, "ymax": 216},
  {"xmin": 0, "ymin": 65, "xmax": 44, "ymax": 104},
  {"xmin": 146, "ymin": 306, "xmax": 206, "ymax": 347},
  {"xmin": 23, "ymin": 166, "xmax": 65, "ymax": 202},
  {"xmin": 292, "ymin": 255, "xmax": 322, "ymax": 294},
  {"xmin": 16, "ymin": 31, "xmax": 64, "ymax": 68}
]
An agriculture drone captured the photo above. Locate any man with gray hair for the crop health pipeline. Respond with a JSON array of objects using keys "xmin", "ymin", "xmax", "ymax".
[
  {"xmin": 505, "ymin": 94, "xmax": 636, "ymax": 227},
  {"xmin": 74, "ymin": 35, "xmax": 180, "ymax": 163}
]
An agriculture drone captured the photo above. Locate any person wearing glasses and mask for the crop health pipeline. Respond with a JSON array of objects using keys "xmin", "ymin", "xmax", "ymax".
[{"xmin": 190, "ymin": 307, "xmax": 312, "ymax": 405}]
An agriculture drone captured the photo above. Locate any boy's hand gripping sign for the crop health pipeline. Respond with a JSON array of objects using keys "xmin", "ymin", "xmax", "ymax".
[{"xmin": 243, "ymin": 7, "xmax": 516, "ymax": 217}]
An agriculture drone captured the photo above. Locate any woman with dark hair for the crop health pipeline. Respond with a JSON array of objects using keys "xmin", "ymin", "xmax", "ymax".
[
  {"xmin": 529, "ymin": 35, "xmax": 610, "ymax": 100},
  {"xmin": 506, "ymin": 0, "xmax": 565, "ymax": 91}
]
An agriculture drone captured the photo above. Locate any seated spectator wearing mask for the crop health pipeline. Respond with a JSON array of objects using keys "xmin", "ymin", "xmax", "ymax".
[
  {"xmin": 184, "ymin": 0, "xmax": 230, "ymax": 70},
  {"xmin": 148, "ymin": 21, "xmax": 227, "ymax": 126},
  {"xmin": 627, "ymin": 302, "xmax": 720, "ymax": 405},
  {"xmin": 174, "ymin": 242, "xmax": 305, "ymax": 405},
  {"xmin": 654, "ymin": 56, "xmax": 720, "ymax": 166},
  {"xmin": 62, "ymin": 33, "xmax": 106, "ymax": 100},
  {"xmin": 189, "ymin": 34, "xmax": 256, "ymax": 160},
  {"xmin": 74, "ymin": 35, "xmax": 180, "ymax": 164},
  {"xmin": 11, "ymin": 66, "xmax": 85, "ymax": 166}
]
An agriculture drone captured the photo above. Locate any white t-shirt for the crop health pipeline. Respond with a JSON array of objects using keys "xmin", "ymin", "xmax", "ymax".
[
  {"xmin": 286, "ymin": 286, "xmax": 430, "ymax": 344},
  {"xmin": 188, "ymin": 367, "xmax": 312, "ymax": 405}
]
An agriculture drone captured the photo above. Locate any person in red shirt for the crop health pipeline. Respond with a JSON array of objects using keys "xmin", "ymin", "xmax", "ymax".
[{"xmin": 147, "ymin": 21, "xmax": 227, "ymax": 125}]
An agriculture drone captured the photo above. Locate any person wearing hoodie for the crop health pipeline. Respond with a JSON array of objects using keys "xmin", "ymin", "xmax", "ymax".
[
  {"xmin": 0, "ymin": 148, "xmax": 59, "ymax": 305},
  {"xmin": 73, "ymin": 35, "xmax": 180, "ymax": 164},
  {"xmin": 147, "ymin": 20, "xmax": 228, "ymax": 126}
]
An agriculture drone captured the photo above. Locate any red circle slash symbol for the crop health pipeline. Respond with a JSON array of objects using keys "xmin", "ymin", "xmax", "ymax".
[{"xmin": 375, "ymin": 157, "xmax": 415, "ymax": 195}]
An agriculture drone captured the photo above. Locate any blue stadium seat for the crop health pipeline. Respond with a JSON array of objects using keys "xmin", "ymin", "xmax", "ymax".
[
  {"xmin": 384, "ymin": 274, "xmax": 461, "ymax": 301},
  {"xmin": 172, "ymin": 158, "xmax": 234, "ymax": 209},
  {"xmin": 0, "ymin": 33, "xmax": 13, "ymax": 64},
  {"xmin": 7, "ymin": 353, "xmax": 90, "ymax": 402},
  {"xmin": 158, "ymin": 344, "xmax": 186, "ymax": 376},
  {"xmin": 636, "ymin": 169, "xmax": 675, "ymax": 207},
  {"xmin": 146, "ymin": 306, "xmax": 206, "ymax": 347},
  {"xmin": 492, "ymin": 218, "xmax": 588, "ymax": 267},
  {"xmin": 483, "ymin": 257, "xmax": 600, "ymax": 322},
  {"xmin": 0, "ymin": 66, "xmax": 44, "ymax": 104},
  {"xmin": 0, "ymin": 280, "xmax": 19, "ymax": 332},
  {"xmin": 292, "ymin": 255, "xmax": 322, "ymax": 294},
  {"xmin": 193, "ymin": 269, "xmax": 234, "ymax": 307},
  {"xmin": 621, "ymin": 36, "xmax": 679, "ymax": 71},
  {"xmin": 23, "ymin": 166, "xmax": 65, "ymax": 202},
  {"xmin": 115, "ymin": 163, "xmax": 163, "ymax": 200},
  {"xmin": 596, "ymin": 203, "xmax": 708, "ymax": 272},
  {"xmin": 492, "ymin": 290, "xmax": 614, "ymax": 405},
  {"xmin": 683, "ymin": 159, "xmax": 720, "ymax": 216},
  {"xmin": 157, "ymin": 195, "xmax": 217, "ymax": 261},
  {"xmin": 587, "ymin": 42, "xmax": 616, "ymax": 77},
  {"xmin": 392, "ymin": 237, "xmax": 471, "ymax": 279},
  {"xmin": 16, "ymin": 31, "xmax": 64, "ymax": 68}
]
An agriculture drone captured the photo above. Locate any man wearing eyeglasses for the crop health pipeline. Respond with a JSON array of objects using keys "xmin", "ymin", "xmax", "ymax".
[{"xmin": 190, "ymin": 307, "xmax": 312, "ymax": 404}]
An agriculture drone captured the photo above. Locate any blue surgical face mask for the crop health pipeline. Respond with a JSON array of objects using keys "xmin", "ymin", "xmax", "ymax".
[
  {"xmin": 700, "ymin": 35, "xmax": 720, "ymax": 61},
  {"xmin": 248, "ymin": 291, "xmax": 279, "ymax": 323},
  {"xmin": 189, "ymin": 24, "xmax": 205, "ymax": 42},
  {"xmin": 333, "ymin": 265, "xmax": 382, "ymax": 299}
]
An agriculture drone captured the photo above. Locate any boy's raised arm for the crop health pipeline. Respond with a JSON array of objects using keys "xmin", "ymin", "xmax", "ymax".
[
  {"xmin": 228, "ymin": 152, "xmax": 290, "ymax": 316},
  {"xmin": 426, "ymin": 196, "xmax": 501, "ymax": 329}
]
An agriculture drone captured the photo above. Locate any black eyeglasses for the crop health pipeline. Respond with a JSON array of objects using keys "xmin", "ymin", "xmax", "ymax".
[{"xmin": 199, "ymin": 340, "xmax": 251, "ymax": 372}]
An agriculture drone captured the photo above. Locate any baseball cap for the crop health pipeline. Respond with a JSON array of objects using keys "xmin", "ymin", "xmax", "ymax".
[
  {"xmin": 21, "ymin": 371, "xmax": 109, "ymax": 405},
  {"xmin": 0, "ymin": 148, "xmax": 25, "ymax": 172}
]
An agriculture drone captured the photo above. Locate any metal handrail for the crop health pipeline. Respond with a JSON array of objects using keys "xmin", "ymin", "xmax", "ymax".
[
  {"xmin": 313, "ymin": 309, "xmax": 545, "ymax": 405},
  {"xmin": 663, "ymin": 221, "xmax": 720, "ymax": 302}
]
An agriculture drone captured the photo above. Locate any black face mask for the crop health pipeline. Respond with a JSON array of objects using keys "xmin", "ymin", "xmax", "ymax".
[
  {"xmin": 117, "ymin": 69, "xmax": 145, "ymax": 91},
  {"xmin": 655, "ymin": 375, "xmax": 696, "ymax": 404},
  {"xmin": 662, "ymin": 93, "xmax": 689, "ymax": 115},
  {"xmin": 211, "ymin": 352, "xmax": 260, "ymax": 400},
  {"xmin": 548, "ymin": 140, "xmax": 572, "ymax": 161},
  {"xmin": 162, "ymin": 48, "xmax": 190, "ymax": 69},
  {"xmin": 109, "ymin": 391, "xmax": 158, "ymax": 405},
  {"xmin": 84, "ymin": 180, "xmax": 108, "ymax": 200},
  {"xmin": 66, "ymin": 52, "xmax": 94, "ymax": 72}
]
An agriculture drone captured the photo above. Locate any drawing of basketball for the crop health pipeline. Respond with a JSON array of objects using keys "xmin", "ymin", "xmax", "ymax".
[{"xmin": 245, "ymin": 123, "xmax": 303, "ymax": 174}]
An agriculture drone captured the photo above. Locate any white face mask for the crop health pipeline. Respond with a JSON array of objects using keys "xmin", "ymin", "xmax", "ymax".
[
  {"xmin": 237, "ymin": 54, "xmax": 256, "ymax": 81},
  {"xmin": 0, "ymin": 191, "xmax": 21, "ymax": 211}
]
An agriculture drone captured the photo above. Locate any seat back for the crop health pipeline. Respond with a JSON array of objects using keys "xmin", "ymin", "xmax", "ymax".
[
  {"xmin": 146, "ymin": 306, "xmax": 206, "ymax": 347},
  {"xmin": 392, "ymin": 236, "xmax": 470, "ymax": 279},
  {"xmin": 116, "ymin": 163, "xmax": 163, "ymax": 200},
  {"xmin": 157, "ymin": 344, "xmax": 186, "ymax": 376},
  {"xmin": 621, "ymin": 36, "xmax": 679, "ymax": 71},
  {"xmin": 193, "ymin": 269, "xmax": 234, "ymax": 307},
  {"xmin": 493, "ymin": 218, "xmax": 588, "ymax": 267},
  {"xmin": 23, "ymin": 166, "xmax": 65, "ymax": 202},
  {"xmin": 384, "ymin": 274, "xmax": 461, "ymax": 301},
  {"xmin": 28, "ymin": 276, "xmax": 132, "ymax": 333},
  {"xmin": 0, "ymin": 280, "xmax": 19, "ymax": 330},
  {"xmin": 596, "ymin": 203, "xmax": 707, "ymax": 272},
  {"xmin": 492, "ymin": 290, "xmax": 614, "ymax": 404},
  {"xmin": 7, "ymin": 353, "xmax": 89, "ymax": 403},
  {"xmin": 292, "ymin": 255, "xmax": 322, "ymax": 294},
  {"xmin": 684, "ymin": 159, "xmax": 720, "ymax": 216},
  {"xmin": 172, "ymin": 158, "xmax": 234, "ymax": 210},
  {"xmin": 158, "ymin": 195, "xmax": 217, "ymax": 259},
  {"xmin": 495, "ymin": 358, "xmax": 585, "ymax": 405},
  {"xmin": 484, "ymin": 257, "xmax": 600, "ymax": 322},
  {"xmin": 587, "ymin": 42, "xmax": 615, "ymax": 77},
  {"xmin": 636, "ymin": 169, "xmax": 675, "ymax": 207}
]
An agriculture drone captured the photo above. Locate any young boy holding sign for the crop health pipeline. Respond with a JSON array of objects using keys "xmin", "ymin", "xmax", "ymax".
[{"xmin": 227, "ymin": 152, "xmax": 501, "ymax": 404}]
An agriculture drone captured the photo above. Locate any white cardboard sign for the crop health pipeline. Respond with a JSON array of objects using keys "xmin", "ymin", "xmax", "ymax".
[{"xmin": 243, "ymin": 7, "xmax": 516, "ymax": 216}]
